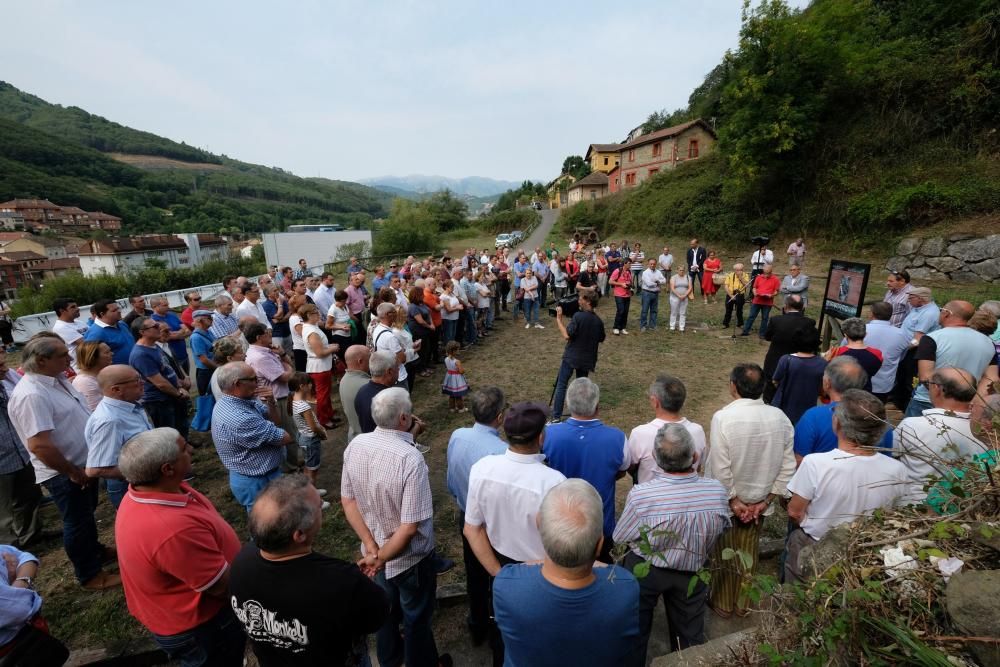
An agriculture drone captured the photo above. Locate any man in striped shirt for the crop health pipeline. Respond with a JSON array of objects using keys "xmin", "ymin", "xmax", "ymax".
[{"xmin": 614, "ymin": 424, "xmax": 729, "ymax": 661}]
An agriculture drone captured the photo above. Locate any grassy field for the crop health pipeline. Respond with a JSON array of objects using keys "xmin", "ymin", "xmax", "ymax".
[{"xmin": 29, "ymin": 228, "xmax": 998, "ymax": 656}]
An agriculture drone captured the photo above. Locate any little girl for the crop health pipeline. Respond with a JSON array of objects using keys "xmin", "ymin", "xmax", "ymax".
[
  {"xmin": 288, "ymin": 373, "xmax": 331, "ymax": 510},
  {"xmin": 442, "ymin": 341, "xmax": 469, "ymax": 412}
]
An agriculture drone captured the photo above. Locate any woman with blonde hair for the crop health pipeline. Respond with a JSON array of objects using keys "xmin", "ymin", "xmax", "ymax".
[
  {"xmin": 392, "ymin": 305, "xmax": 421, "ymax": 390},
  {"xmin": 72, "ymin": 340, "xmax": 113, "ymax": 409}
]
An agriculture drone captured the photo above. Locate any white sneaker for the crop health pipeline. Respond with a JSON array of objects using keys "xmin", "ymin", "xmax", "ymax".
[
  {"xmin": 613, "ymin": 329, "xmax": 620, "ymax": 335},
  {"xmin": 525, "ymin": 323, "xmax": 531, "ymax": 329},
  {"xmin": 534, "ymin": 323, "xmax": 545, "ymax": 329},
  {"xmin": 321, "ymin": 500, "xmax": 331, "ymax": 510},
  {"xmin": 316, "ymin": 488, "xmax": 328, "ymax": 497},
  {"xmin": 621, "ymin": 329, "xmax": 629, "ymax": 335}
]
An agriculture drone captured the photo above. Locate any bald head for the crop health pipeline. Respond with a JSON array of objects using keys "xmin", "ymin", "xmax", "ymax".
[
  {"xmin": 98, "ymin": 364, "xmax": 141, "ymax": 392},
  {"xmin": 248, "ymin": 475, "xmax": 320, "ymax": 554},
  {"xmin": 345, "ymin": 345, "xmax": 371, "ymax": 372},
  {"xmin": 931, "ymin": 367, "xmax": 978, "ymax": 404},
  {"xmin": 943, "ymin": 300, "xmax": 975, "ymax": 323}
]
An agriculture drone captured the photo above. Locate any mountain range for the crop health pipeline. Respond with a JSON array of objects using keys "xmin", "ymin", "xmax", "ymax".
[{"xmin": 360, "ymin": 175, "xmax": 522, "ymax": 198}]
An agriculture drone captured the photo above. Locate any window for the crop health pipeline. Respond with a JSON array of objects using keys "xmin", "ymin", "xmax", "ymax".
[
  {"xmin": 628, "ymin": 149, "xmax": 635, "ymax": 162},
  {"xmin": 603, "ymin": 156, "xmax": 609, "ymax": 166},
  {"xmin": 689, "ymin": 140, "xmax": 699, "ymax": 158},
  {"xmin": 625, "ymin": 173, "xmax": 637, "ymax": 186},
  {"xmin": 589, "ymin": 189, "xmax": 597, "ymax": 200},
  {"xmin": 652, "ymin": 143, "xmax": 662, "ymax": 157},
  {"xmin": 648, "ymin": 168, "xmax": 659, "ymax": 178}
]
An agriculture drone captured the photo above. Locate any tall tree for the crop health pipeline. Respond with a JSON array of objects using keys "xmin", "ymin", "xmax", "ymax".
[{"xmin": 561, "ymin": 156, "xmax": 591, "ymax": 181}]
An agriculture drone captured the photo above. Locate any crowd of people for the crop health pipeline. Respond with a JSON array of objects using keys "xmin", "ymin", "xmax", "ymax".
[{"xmin": 0, "ymin": 239, "xmax": 997, "ymax": 666}]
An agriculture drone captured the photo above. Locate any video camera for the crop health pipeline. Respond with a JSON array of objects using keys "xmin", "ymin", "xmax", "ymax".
[
  {"xmin": 548, "ymin": 294, "xmax": 580, "ymax": 318},
  {"xmin": 750, "ymin": 235, "xmax": 770, "ymax": 247}
]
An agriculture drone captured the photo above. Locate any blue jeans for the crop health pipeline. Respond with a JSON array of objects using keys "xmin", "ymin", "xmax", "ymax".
[
  {"xmin": 145, "ymin": 399, "xmax": 190, "ymax": 440},
  {"xmin": 524, "ymin": 299, "xmax": 539, "ymax": 325},
  {"xmin": 151, "ymin": 606, "xmax": 246, "ymax": 667},
  {"xmin": 106, "ymin": 478, "xmax": 129, "ymax": 510},
  {"xmin": 229, "ymin": 468, "xmax": 281, "ymax": 513},
  {"xmin": 640, "ymin": 290, "xmax": 660, "ymax": 329},
  {"xmin": 464, "ymin": 309, "xmax": 478, "ymax": 344},
  {"xmin": 742, "ymin": 304, "xmax": 772, "ymax": 336},
  {"xmin": 485, "ymin": 303, "xmax": 495, "ymax": 329},
  {"xmin": 614, "ymin": 296, "xmax": 630, "ymax": 330},
  {"xmin": 552, "ymin": 360, "xmax": 590, "ymax": 420},
  {"xmin": 905, "ymin": 396, "xmax": 933, "ymax": 418},
  {"xmin": 442, "ymin": 318, "xmax": 457, "ymax": 344},
  {"xmin": 375, "ymin": 554, "xmax": 439, "ymax": 667},
  {"xmin": 41, "ymin": 474, "xmax": 103, "ymax": 583}
]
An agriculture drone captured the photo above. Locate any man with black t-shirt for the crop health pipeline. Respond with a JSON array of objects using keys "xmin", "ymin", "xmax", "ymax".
[
  {"xmin": 230, "ymin": 475, "xmax": 389, "ymax": 666},
  {"xmin": 550, "ymin": 290, "xmax": 606, "ymax": 423}
]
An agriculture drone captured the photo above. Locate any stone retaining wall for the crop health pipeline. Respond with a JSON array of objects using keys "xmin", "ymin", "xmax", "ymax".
[{"xmin": 886, "ymin": 233, "xmax": 1000, "ymax": 283}]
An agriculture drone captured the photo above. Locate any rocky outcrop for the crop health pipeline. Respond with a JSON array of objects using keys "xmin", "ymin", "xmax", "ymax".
[
  {"xmin": 946, "ymin": 570, "xmax": 1000, "ymax": 667},
  {"xmin": 887, "ymin": 234, "xmax": 1000, "ymax": 283}
]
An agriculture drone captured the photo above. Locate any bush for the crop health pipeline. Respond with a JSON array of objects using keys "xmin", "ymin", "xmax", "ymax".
[
  {"xmin": 479, "ymin": 209, "xmax": 540, "ymax": 234},
  {"xmin": 11, "ymin": 254, "xmax": 265, "ymax": 317}
]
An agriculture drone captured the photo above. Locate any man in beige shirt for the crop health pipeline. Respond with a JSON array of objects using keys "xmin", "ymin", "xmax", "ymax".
[{"xmin": 704, "ymin": 363, "xmax": 794, "ymax": 616}]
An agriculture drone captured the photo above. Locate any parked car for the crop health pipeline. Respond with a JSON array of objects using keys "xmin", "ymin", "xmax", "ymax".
[
  {"xmin": 511, "ymin": 230, "xmax": 525, "ymax": 243},
  {"xmin": 531, "ymin": 201, "xmax": 543, "ymax": 210},
  {"xmin": 495, "ymin": 233, "xmax": 513, "ymax": 249}
]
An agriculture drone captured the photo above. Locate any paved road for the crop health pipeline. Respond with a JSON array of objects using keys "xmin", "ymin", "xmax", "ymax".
[{"xmin": 512, "ymin": 208, "xmax": 560, "ymax": 256}]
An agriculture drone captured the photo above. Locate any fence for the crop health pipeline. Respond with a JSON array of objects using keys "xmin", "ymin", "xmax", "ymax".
[{"xmin": 12, "ymin": 282, "xmax": 225, "ymax": 344}]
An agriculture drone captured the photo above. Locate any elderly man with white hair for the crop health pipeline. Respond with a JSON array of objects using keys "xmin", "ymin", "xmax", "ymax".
[
  {"xmin": 211, "ymin": 362, "xmax": 293, "ymax": 513},
  {"xmin": 115, "ymin": 428, "xmax": 245, "ymax": 666},
  {"xmin": 209, "ymin": 294, "xmax": 240, "ymax": 339},
  {"xmin": 493, "ymin": 479, "xmax": 641, "ymax": 666},
  {"xmin": 372, "ymin": 301, "xmax": 408, "ymax": 389},
  {"xmin": 340, "ymin": 387, "xmax": 447, "ymax": 667},
  {"xmin": 615, "ymin": 424, "xmax": 730, "ymax": 660}
]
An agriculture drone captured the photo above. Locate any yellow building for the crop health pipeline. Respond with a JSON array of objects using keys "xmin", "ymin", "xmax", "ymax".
[
  {"xmin": 585, "ymin": 144, "xmax": 621, "ymax": 174},
  {"xmin": 546, "ymin": 173, "xmax": 576, "ymax": 209}
]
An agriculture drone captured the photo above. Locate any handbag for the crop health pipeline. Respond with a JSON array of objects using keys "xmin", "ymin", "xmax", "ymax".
[
  {"xmin": 713, "ymin": 271, "xmax": 727, "ymax": 286},
  {"xmin": 515, "ymin": 287, "xmax": 525, "ymax": 300}
]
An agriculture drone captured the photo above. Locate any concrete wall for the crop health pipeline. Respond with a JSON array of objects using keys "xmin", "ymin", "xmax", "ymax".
[
  {"xmin": 261, "ymin": 230, "xmax": 373, "ymax": 270},
  {"xmin": 886, "ymin": 233, "xmax": 1000, "ymax": 283}
]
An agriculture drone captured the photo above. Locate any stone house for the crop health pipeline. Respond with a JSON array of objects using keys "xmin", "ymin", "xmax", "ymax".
[
  {"xmin": 618, "ymin": 119, "xmax": 717, "ymax": 189},
  {"xmin": 567, "ymin": 172, "xmax": 610, "ymax": 204}
]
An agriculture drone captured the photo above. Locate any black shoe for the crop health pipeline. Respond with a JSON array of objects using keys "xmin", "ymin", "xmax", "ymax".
[
  {"xmin": 739, "ymin": 331, "xmax": 750, "ymax": 337},
  {"xmin": 434, "ymin": 556, "xmax": 456, "ymax": 575}
]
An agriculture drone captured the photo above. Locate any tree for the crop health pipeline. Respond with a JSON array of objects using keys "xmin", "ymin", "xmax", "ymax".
[
  {"xmin": 373, "ymin": 199, "xmax": 439, "ymax": 255},
  {"xmin": 562, "ymin": 156, "xmax": 591, "ymax": 181},
  {"xmin": 423, "ymin": 189, "xmax": 468, "ymax": 232}
]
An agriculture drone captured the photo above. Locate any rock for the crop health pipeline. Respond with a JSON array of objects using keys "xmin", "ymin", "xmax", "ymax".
[
  {"xmin": 950, "ymin": 270, "xmax": 982, "ymax": 284},
  {"xmin": 651, "ymin": 630, "xmax": 758, "ymax": 667},
  {"xmin": 909, "ymin": 255, "xmax": 925, "ymax": 268},
  {"xmin": 970, "ymin": 258, "xmax": 1000, "ymax": 281},
  {"xmin": 886, "ymin": 256, "xmax": 910, "ymax": 272},
  {"xmin": 947, "ymin": 235, "xmax": 1000, "ymax": 263},
  {"xmin": 970, "ymin": 523, "xmax": 1000, "ymax": 553},
  {"xmin": 946, "ymin": 570, "xmax": 1000, "ymax": 667},
  {"xmin": 906, "ymin": 267, "xmax": 934, "ymax": 281},
  {"xmin": 947, "ymin": 232, "xmax": 977, "ymax": 242},
  {"xmin": 798, "ymin": 524, "xmax": 853, "ymax": 579},
  {"xmin": 924, "ymin": 256, "xmax": 965, "ymax": 273},
  {"xmin": 919, "ymin": 237, "xmax": 947, "ymax": 256},
  {"xmin": 896, "ymin": 237, "xmax": 922, "ymax": 255}
]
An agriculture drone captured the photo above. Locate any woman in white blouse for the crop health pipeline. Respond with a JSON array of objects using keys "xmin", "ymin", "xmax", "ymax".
[
  {"xmin": 301, "ymin": 304, "xmax": 339, "ymax": 429},
  {"xmin": 521, "ymin": 268, "xmax": 542, "ymax": 329}
]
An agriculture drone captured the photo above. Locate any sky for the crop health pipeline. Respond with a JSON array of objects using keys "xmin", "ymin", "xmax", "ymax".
[{"xmin": 7, "ymin": 0, "xmax": 810, "ymax": 184}]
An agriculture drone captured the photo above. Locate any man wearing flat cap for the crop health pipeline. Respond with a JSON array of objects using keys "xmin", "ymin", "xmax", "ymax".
[{"xmin": 463, "ymin": 401, "xmax": 566, "ymax": 665}]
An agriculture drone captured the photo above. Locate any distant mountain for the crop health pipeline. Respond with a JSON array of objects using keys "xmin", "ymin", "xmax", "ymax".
[
  {"xmin": 360, "ymin": 175, "xmax": 522, "ymax": 198},
  {"xmin": 0, "ymin": 81, "xmax": 390, "ymax": 233},
  {"xmin": 364, "ymin": 184, "xmax": 425, "ymax": 201}
]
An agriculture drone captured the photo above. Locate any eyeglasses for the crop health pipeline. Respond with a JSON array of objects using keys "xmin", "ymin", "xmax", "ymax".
[
  {"xmin": 140, "ymin": 324, "xmax": 158, "ymax": 330},
  {"xmin": 920, "ymin": 380, "xmax": 942, "ymax": 389},
  {"xmin": 112, "ymin": 377, "xmax": 144, "ymax": 387}
]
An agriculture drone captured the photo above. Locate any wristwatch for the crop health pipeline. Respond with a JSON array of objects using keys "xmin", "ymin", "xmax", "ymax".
[{"xmin": 14, "ymin": 576, "xmax": 33, "ymax": 589}]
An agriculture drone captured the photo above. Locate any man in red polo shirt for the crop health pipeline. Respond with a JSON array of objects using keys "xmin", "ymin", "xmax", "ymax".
[
  {"xmin": 115, "ymin": 428, "xmax": 245, "ymax": 666},
  {"xmin": 742, "ymin": 263, "xmax": 782, "ymax": 338}
]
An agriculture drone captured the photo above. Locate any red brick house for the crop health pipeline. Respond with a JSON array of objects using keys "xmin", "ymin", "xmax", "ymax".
[{"xmin": 618, "ymin": 119, "xmax": 717, "ymax": 189}]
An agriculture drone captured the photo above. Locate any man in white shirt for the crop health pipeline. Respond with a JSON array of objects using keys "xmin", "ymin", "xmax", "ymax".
[
  {"xmin": 785, "ymin": 390, "xmax": 909, "ymax": 583},
  {"xmin": 750, "ymin": 245, "xmax": 774, "ymax": 277},
  {"xmin": 628, "ymin": 374, "xmax": 707, "ymax": 480},
  {"xmin": 704, "ymin": 363, "xmax": 794, "ymax": 615},
  {"xmin": 312, "ymin": 272, "xmax": 336, "ymax": 318},
  {"xmin": 657, "ymin": 246, "xmax": 674, "ymax": 272},
  {"xmin": 51, "ymin": 298, "xmax": 88, "ymax": 372},
  {"xmin": 893, "ymin": 367, "xmax": 988, "ymax": 498},
  {"xmin": 372, "ymin": 302, "xmax": 408, "ymax": 389},
  {"xmin": 463, "ymin": 401, "xmax": 565, "ymax": 665},
  {"xmin": 234, "ymin": 283, "xmax": 271, "ymax": 330},
  {"xmin": 638, "ymin": 258, "xmax": 667, "ymax": 332}
]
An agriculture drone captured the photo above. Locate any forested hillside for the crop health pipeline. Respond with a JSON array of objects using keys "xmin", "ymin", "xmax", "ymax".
[
  {"xmin": 561, "ymin": 0, "xmax": 1000, "ymax": 246},
  {"xmin": 0, "ymin": 82, "xmax": 391, "ymax": 233}
]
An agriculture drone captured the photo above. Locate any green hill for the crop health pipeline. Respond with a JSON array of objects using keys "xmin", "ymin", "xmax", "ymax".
[
  {"xmin": 0, "ymin": 81, "xmax": 392, "ymax": 233},
  {"xmin": 559, "ymin": 0, "xmax": 1000, "ymax": 247}
]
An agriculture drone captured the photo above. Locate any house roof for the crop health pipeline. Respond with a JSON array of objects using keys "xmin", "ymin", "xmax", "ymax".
[
  {"xmin": 620, "ymin": 119, "xmax": 716, "ymax": 151},
  {"xmin": 86, "ymin": 211, "xmax": 122, "ymax": 222},
  {"xmin": 0, "ymin": 232, "xmax": 31, "ymax": 242},
  {"xmin": 0, "ymin": 250, "xmax": 47, "ymax": 262},
  {"xmin": 568, "ymin": 172, "xmax": 610, "ymax": 190},
  {"xmin": 195, "ymin": 233, "xmax": 226, "ymax": 246},
  {"xmin": 584, "ymin": 143, "xmax": 622, "ymax": 161},
  {"xmin": 80, "ymin": 235, "xmax": 188, "ymax": 255},
  {"xmin": 58, "ymin": 206, "xmax": 88, "ymax": 216},
  {"xmin": 545, "ymin": 173, "xmax": 576, "ymax": 190},
  {"xmin": 0, "ymin": 199, "xmax": 61, "ymax": 210},
  {"xmin": 35, "ymin": 257, "xmax": 81, "ymax": 271},
  {"xmin": 0, "ymin": 235, "xmax": 65, "ymax": 248}
]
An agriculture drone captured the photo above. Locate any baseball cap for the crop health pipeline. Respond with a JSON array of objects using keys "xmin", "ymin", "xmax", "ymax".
[
  {"xmin": 909, "ymin": 287, "xmax": 932, "ymax": 300},
  {"xmin": 193, "ymin": 309, "xmax": 215, "ymax": 318},
  {"xmin": 503, "ymin": 402, "xmax": 550, "ymax": 441}
]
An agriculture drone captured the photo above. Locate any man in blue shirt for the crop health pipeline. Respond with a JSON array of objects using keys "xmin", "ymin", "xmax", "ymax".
[
  {"xmin": 150, "ymin": 296, "xmax": 191, "ymax": 369},
  {"xmin": 188, "ymin": 311, "xmax": 217, "ymax": 434},
  {"xmin": 446, "ymin": 386, "xmax": 508, "ymax": 645},
  {"xmin": 493, "ymin": 479, "xmax": 640, "ymax": 667},
  {"xmin": 794, "ymin": 357, "xmax": 891, "ymax": 462},
  {"xmin": 531, "ymin": 255, "xmax": 550, "ymax": 307},
  {"xmin": 83, "ymin": 299, "xmax": 134, "ymax": 365},
  {"xmin": 211, "ymin": 362, "xmax": 292, "ymax": 512},
  {"xmin": 543, "ymin": 377, "xmax": 628, "ymax": 562},
  {"xmin": 129, "ymin": 319, "xmax": 188, "ymax": 438},
  {"xmin": 512, "ymin": 253, "xmax": 530, "ymax": 322},
  {"xmin": 84, "ymin": 365, "xmax": 154, "ymax": 508}
]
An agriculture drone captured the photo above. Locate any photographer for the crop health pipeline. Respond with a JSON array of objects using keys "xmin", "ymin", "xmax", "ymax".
[{"xmin": 550, "ymin": 291, "xmax": 606, "ymax": 423}]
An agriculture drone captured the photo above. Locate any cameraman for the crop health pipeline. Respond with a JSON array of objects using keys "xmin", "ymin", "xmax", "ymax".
[{"xmin": 550, "ymin": 291, "xmax": 606, "ymax": 423}]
